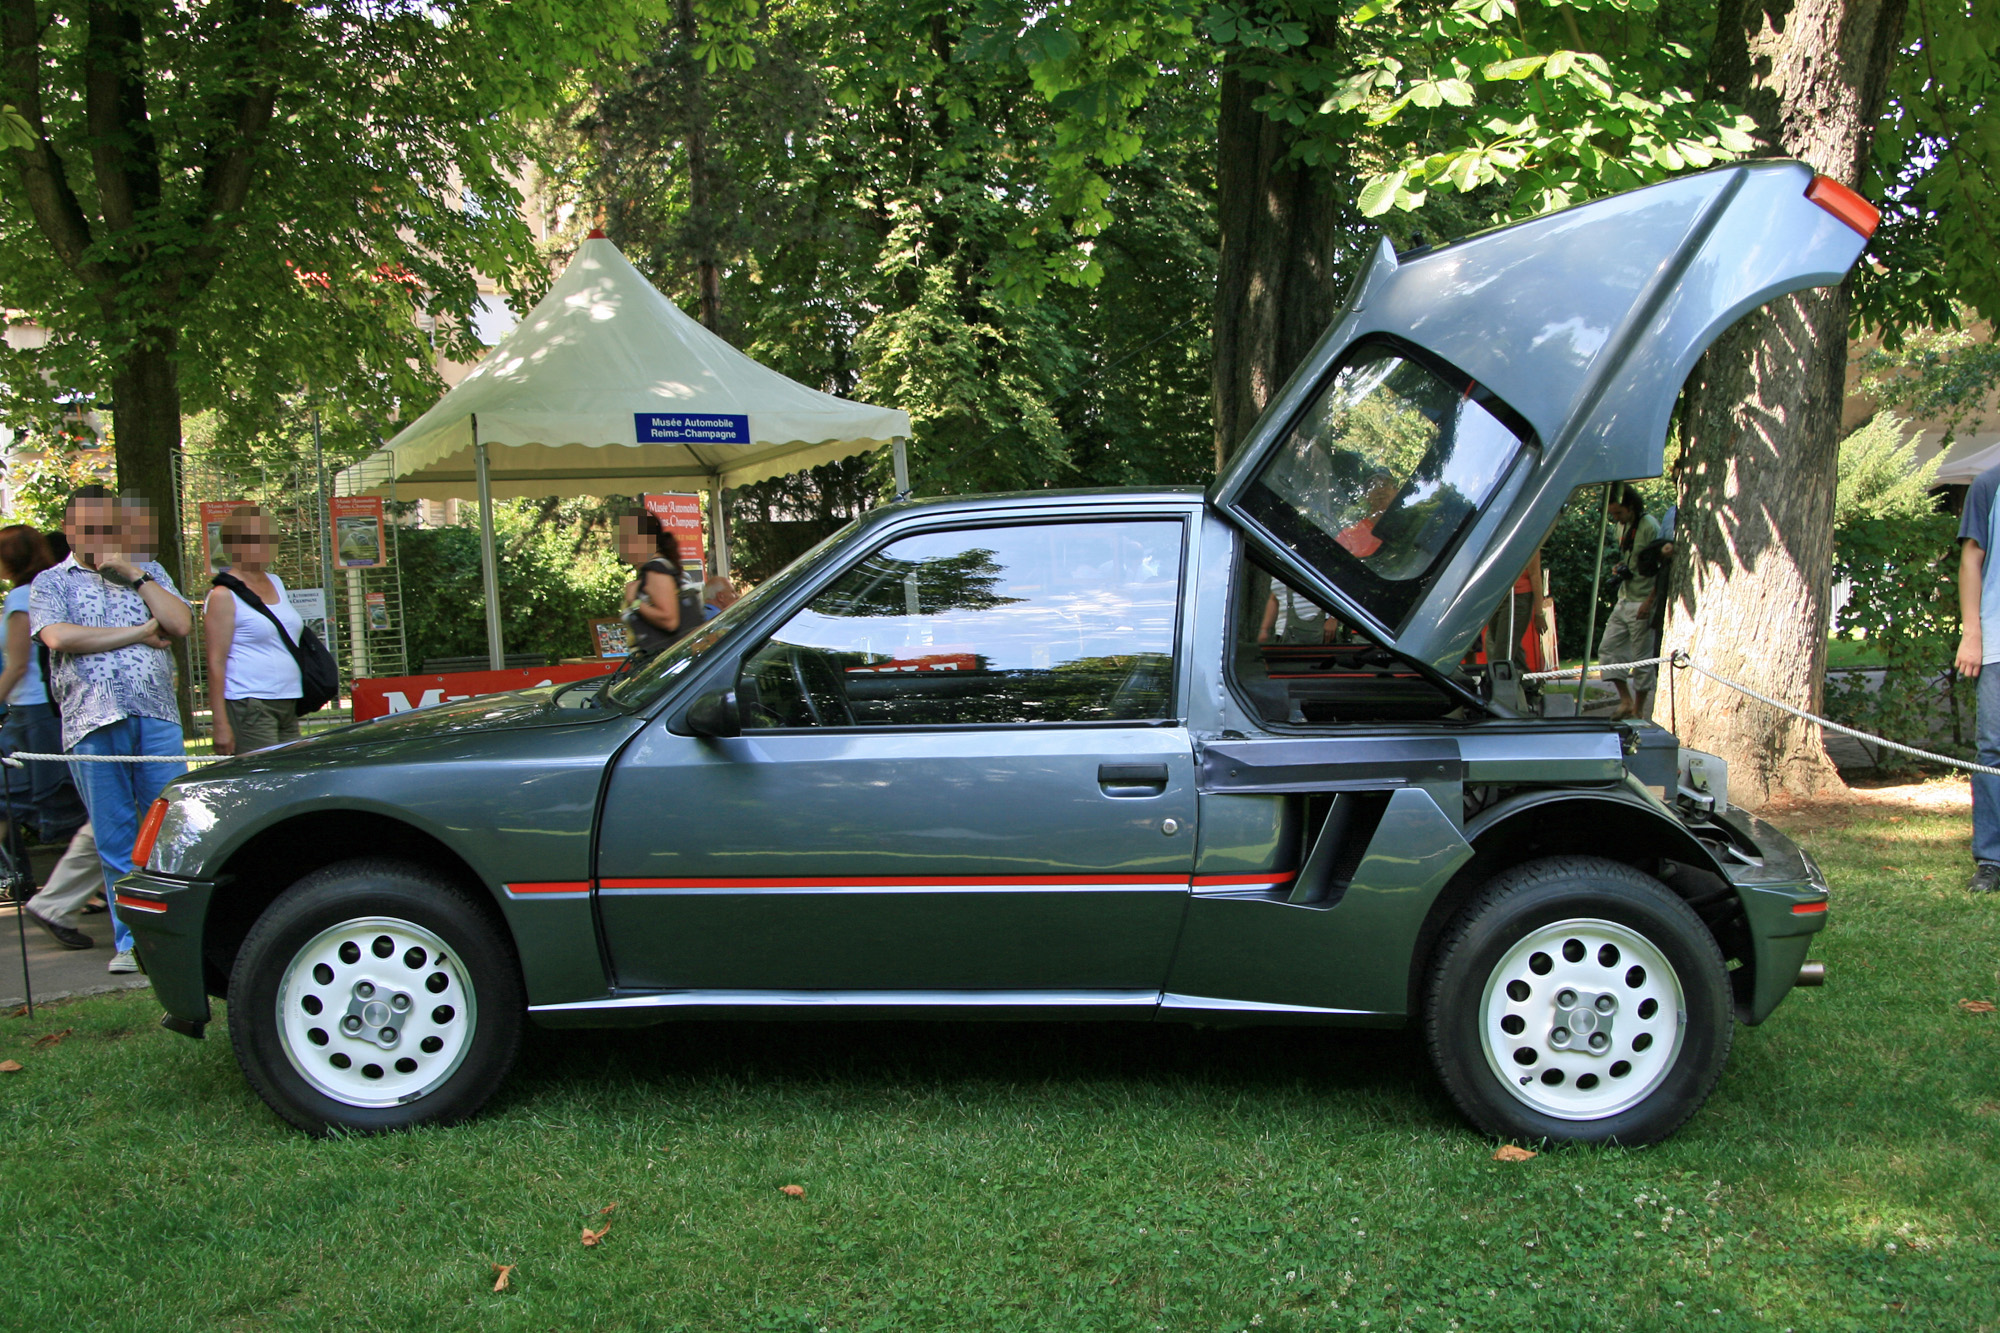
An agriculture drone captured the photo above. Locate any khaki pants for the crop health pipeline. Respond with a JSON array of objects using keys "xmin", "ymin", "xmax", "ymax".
[
  {"xmin": 27, "ymin": 822, "xmax": 100, "ymax": 931},
  {"xmin": 1597, "ymin": 599, "xmax": 1658, "ymax": 693},
  {"xmin": 226, "ymin": 697, "xmax": 302, "ymax": 753}
]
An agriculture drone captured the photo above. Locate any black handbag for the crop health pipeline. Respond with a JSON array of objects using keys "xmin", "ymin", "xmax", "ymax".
[{"xmin": 213, "ymin": 573, "xmax": 340, "ymax": 715}]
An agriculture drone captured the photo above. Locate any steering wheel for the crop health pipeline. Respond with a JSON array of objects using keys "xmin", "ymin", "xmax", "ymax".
[
  {"xmin": 786, "ymin": 649, "xmax": 826, "ymax": 727},
  {"xmin": 789, "ymin": 648, "xmax": 857, "ymax": 728}
]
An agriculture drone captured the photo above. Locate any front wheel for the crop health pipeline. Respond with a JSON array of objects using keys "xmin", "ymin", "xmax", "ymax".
[
  {"xmin": 1425, "ymin": 856, "xmax": 1732, "ymax": 1146},
  {"xmin": 227, "ymin": 860, "xmax": 523, "ymax": 1134}
]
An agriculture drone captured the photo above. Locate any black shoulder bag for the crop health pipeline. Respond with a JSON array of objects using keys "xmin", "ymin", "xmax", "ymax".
[{"xmin": 213, "ymin": 573, "xmax": 339, "ymax": 715}]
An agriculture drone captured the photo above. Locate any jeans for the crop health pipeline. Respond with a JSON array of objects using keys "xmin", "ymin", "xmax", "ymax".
[
  {"xmin": 1977, "ymin": 668, "xmax": 2000, "ymax": 866},
  {"xmin": 1, "ymin": 701, "xmax": 88, "ymax": 841},
  {"xmin": 69, "ymin": 716, "xmax": 186, "ymax": 954}
]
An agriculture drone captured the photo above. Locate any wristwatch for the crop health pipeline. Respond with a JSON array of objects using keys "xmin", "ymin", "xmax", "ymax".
[{"xmin": 131, "ymin": 571, "xmax": 155, "ymax": 590}]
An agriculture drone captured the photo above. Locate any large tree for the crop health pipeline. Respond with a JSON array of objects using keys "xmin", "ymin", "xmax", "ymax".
[
  {"xmin": 1657, "ymin": 0, "xmax": 1910, "ymax": 804},
  {"xmin": 0, "ymin": 0, "xmax": 661, "ymax": 579}
]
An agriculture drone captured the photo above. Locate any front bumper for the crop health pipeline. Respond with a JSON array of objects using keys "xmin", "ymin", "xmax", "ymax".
[
  {"xmin": 113, "ymin": 871, "xmax": 217, "ymax": 1033},
  {"xmin": 1712, "ymin": 811, "xmax": 1830, "ymax": 1024}
]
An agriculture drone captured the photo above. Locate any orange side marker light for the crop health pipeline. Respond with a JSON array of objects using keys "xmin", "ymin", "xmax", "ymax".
[
  {"xmin": 1806, "ymin": 176, "xmax": 1879, "ymax": 239},
  {"xmin": 132, "ymin": 798, "xmax": 170, "ymax": 868}
]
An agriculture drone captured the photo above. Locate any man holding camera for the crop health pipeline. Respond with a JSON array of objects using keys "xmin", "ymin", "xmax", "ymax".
[{"xmin": 1599, "ymin": 484, "xmax": 1663, "ymax": 720}]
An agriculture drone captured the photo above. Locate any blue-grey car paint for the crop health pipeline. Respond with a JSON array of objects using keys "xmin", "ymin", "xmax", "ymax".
[{"xmin": 1210, "ymin": 160, "xmax": 1870, "ymax": 671}]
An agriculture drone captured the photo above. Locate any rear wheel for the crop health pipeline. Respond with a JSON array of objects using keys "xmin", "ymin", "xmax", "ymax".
[
  {"xmin": 228, "ymin": 860, "xmax": 522, "ymax": 1134},
  {"xmin": 1425, "ymin": 856, "xmax": 1731, "ymax": 1146}
]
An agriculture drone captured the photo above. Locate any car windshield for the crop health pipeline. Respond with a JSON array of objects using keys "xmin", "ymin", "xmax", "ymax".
[
  {"xmin": 1236, "ymin": 340, "xmax": 1530, "ymax": 630},
  {"xmin": 601, "ymin": 518, "xmax": 863, "ymax": 712}
]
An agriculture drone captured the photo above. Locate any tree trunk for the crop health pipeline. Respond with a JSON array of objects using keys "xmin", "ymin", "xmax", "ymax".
[
  {"xmin": 109, "ymin": 326, "xmax": 194, "ymax": 727},
  {"xmin": 1659, "ymin": 0, "xmax": 1906, "ymax": 807},
  {"xmin": 1211, "ymin": 59, "xmax": 1344, "ymax": 468},
  {"xmin": 674, "ymin": 0, "xmax": 722, "ymax": 332}
]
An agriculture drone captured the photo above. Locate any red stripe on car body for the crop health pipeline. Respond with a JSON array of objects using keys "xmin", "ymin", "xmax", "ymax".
[{"xmin": 599, "ymin": 873, "xmax": 1191, "ymax": 890}]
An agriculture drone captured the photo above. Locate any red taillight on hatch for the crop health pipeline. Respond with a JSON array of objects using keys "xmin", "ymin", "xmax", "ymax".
[
  {"xmin": 1806, "ymin": 176, "xmax": 1879, "ymax": 239},
  {"xmin": 132, "ymin": 798, "xmax": 170, "ymax": 867}
]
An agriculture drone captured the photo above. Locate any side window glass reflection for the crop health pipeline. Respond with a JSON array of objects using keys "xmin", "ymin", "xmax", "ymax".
[{"xmin": 739, "ymin": 519, "xmax": 1183, "ymax": 729}]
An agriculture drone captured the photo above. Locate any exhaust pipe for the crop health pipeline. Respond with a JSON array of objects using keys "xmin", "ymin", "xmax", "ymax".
[{"xmin": 1796, "ymin": 961, "xmax": 1826, "ymax": 987}]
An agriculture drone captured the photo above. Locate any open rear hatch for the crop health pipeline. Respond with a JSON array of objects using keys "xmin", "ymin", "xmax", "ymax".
[{"xmin": 1208, "ymin": 161, "xmax": 1876, "ymax": 675}]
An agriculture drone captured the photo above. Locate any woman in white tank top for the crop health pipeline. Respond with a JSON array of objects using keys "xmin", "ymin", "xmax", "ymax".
[{"xmin": 203, "ymin": 506, "xmax": 305, "ymax": 755}]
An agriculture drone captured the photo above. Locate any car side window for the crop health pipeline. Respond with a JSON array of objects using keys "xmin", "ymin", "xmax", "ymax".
[{"xmin": 738, "ymin": 519, "xmax": 1184, "ymax": 729}]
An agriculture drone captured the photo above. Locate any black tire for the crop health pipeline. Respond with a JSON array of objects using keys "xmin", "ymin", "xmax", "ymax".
[
  {"xmin": 227, "ymin": 858, "xmax": 523, "ymax": 1135},
  {"xmin": 1424, "ymin": 855, "xmax": 1732, "ymax": 1146}
]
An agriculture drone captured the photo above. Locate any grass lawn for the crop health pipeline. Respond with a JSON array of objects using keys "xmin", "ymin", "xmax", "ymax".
[
  {"xmin": 1825, "ymin": 638, "xmax": 1891, "ymax": 672},
  {"xmin": 4, "ymin": 788, "xmax": 1998, "ymax": 1332}
]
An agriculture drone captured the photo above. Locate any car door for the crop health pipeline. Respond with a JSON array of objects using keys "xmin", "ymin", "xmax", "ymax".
[
  {"xmin": 595, "ymin": 512, "xmax": 1198, "ymax": 999},
  {"xmin": 1208, "ymin": 161, "xmax": 1875, "ymax": 673}
]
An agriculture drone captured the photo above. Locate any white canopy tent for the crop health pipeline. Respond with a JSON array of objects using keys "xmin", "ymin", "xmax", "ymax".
[{"xmin": 339, "ymin": 232, "xmax": 911, "ymax": 670}]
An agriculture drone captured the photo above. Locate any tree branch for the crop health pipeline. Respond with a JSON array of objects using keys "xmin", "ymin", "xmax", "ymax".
[
  {"xmin": 85, "ymin": 0, "xmax": 162, "ymax": 235},
  {"xmin": 176, "ymin": 0, "xmax": 295, "ymax": 297},
  {"xmin": 1, "ymin": 0, "xmax": 105, "ymax": 285}
]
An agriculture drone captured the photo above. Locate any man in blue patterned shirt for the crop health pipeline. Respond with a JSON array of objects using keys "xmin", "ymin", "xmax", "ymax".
[{"xmin": 29, "ymin": 486, "xmax": 193, "ymax": 972}]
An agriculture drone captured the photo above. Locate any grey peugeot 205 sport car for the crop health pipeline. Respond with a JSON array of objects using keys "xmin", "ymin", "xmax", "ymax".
[{"xmin": 118, "ymin": 159, "xmax": 1867, "ymax": 1142}]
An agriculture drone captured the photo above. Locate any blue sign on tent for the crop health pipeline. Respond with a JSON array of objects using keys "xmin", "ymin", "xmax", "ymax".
[{"xmin": 636, "ymin": 412, "xmax": 751, "ymax": 445}]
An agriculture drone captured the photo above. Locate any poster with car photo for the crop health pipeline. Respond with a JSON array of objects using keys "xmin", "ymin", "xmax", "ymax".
[
  {"xmin": 199, "ymin": 500, "xmax": 247, "ymax": 572},
  {"xmin": 330, "ymin": 496, "xmax": 386, "ymax": 568}
]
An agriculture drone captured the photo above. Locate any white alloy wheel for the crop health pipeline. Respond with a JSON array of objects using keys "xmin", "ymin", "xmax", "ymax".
[
  {"xmin": 1477, "ymin": 916, "xmax": 1685, "ymax": 1120},
  {"xmin": 276, "ymin": 915, "xmax": 479, "ymax": 1108}
]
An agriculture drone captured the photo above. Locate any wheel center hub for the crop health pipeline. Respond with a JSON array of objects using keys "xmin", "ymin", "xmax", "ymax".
[
  {"xmin": 343, "ymin": 979, "xmax": 414, "ymax": 1049},
  {"xmin": 1548, "ymin": 988, "xmax": 1617, "ymax": 1055}
]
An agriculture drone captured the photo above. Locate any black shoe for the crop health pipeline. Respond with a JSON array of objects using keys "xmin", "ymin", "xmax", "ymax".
[
  {"xmin": 82, "ymin": 897, "xmax": 107, "ymax": 915},
  {"xmin": 23, "ymin": 906, "xmax": 94, "ymax": 950},
  {"xmin": 1970, "ymin": 864, "xmax": 2000, "ymax": 895}
]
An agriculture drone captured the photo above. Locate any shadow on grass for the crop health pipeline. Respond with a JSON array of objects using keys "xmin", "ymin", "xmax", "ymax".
[{"xmin": 494, "ymin": 1016, "xmax": 1452, "ymax": 1122}]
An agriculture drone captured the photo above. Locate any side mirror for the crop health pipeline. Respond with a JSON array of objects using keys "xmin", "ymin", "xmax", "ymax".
[{"xmin": 686, "ymin": 688, "xmax": 741, "ymax": 738}]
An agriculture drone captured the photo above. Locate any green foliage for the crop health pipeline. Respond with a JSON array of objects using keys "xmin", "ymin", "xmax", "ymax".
[
  {"xmin": 0, "ymin": 431, "xmax": 106, "ymax": 531},
  {"xmin": 397, "ymin": 500, "xmax": 630, "ymax": 668},
  {"xmin": 1835, "ymin": 413, "xmax": 1939, "ymax": 528},
  {"xmin": 1319, "ymin": 0, "xmax": 1757, "ymax": 220},
  {"xmin": 1825, "ymin": 512, "xmax": 1972, "ymax": 770},
  {"xmin": 0, "ymin": 0, "xmax": 667, "ymax": 468},
  {"xmin": 571, "ymin": 0, "xmax": 1219, "ymax": 501},
  {"xmin": 1856, "ymin": 325, "xmax": 2000, "ymax": 448},
  {"xmin": 1858, "ymin": 0, "xmax": 2000, "ymax": 336}
]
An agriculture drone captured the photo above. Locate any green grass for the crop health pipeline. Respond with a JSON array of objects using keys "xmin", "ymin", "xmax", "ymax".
[
  {"xmin": 3, "ymin": 797, "xmax": 1998, "ymax": 1331},
  {"xmin": 1825, "ymin": 638, "xmax": 1890, "ymax": 672}
]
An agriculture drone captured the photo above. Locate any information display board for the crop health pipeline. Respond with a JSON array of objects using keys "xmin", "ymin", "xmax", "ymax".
[{"xmin": 351, "ymin": 661, "xmax": 621, "ymax": 721}]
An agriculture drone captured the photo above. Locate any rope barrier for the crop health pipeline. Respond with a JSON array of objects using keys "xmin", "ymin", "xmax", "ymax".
[
  {"xmin": 1, "ymin": 751, "xmax": 223, "ymax": 767},
  {"xmin": 1522, "ymin": 653, "xmax": 1679, "ymax": 682},
  {"xmin": 1529, "ymin": 649, "xmax": 2000, "ymax": 778}
]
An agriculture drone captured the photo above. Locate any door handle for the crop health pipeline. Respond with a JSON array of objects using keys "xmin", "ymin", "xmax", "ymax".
[{"xmin": 1098, "ymin": 763, "xmax": 1170, "ymax": 795}]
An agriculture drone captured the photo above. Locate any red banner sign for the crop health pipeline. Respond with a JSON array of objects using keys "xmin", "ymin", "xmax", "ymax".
[
  {"xmin": 351, "ymin": 662, "xmax": 621, "ymax": 721},
  {"xmin": 641, "ymin": 492, "xmax": 707, "ymax": 582}
]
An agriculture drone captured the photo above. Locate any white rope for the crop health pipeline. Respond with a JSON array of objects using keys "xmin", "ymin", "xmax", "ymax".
[
  {"xmin": 1, "ymin": 751, "xmax": 223, "ymax": 767},
  {"xmin": 1683, "ymin": 660, "xmax": 2000, "ymax": 778},
  {"xmin": 1529, "ymin": 650, "xmax": 2000, "ymax": 778},
  {"xmin": 1523, "ymin": 654, "xmax": 1678, "ymax": 682}
]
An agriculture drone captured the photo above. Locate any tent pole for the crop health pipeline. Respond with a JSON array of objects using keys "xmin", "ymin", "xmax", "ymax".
[
  {"xmin": 473, "ymin": 413, "xmax": 506, "ymax": 670},
  {"xmin": 709, "ymin": 479, "xmax": 731, "ymax": 580},
  {"xmin": 892, "ymin": 436, "xmax": 910, "ymax": 497}
]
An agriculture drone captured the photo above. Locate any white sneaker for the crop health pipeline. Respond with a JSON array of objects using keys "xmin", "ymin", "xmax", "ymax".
[{"xmin": 107, "ymin": 950, "xmax": 139, "ymax": 974}]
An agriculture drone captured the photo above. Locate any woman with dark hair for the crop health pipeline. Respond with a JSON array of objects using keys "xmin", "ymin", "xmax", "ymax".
[
  {"xmin": 618, "ymin": 511, "xmax": 701, "ymax": 654},
  {"xmin": 1598, "ymin": 484, "xmax": 1663, "ymax": 719},
  {"xmin": 0, "ymin": 523, "xmax": 94, "ymax": 949},
  {"xmin": 0, "ymin": 524, "xmax": 84, "ymax": 834}
]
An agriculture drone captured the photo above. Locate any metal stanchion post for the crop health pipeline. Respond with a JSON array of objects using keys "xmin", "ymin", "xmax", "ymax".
[{"xmin": 1, "ymin": 749, "xmax": 38, "ymax": 1018}]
